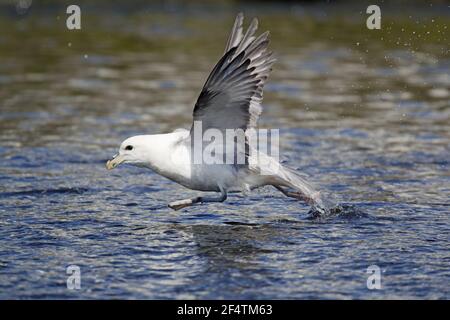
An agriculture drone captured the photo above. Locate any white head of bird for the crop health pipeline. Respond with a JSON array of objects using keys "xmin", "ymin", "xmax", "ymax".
[{"xmin": 106, "ymin": 135, "xmax": 152, "ymax": 169}]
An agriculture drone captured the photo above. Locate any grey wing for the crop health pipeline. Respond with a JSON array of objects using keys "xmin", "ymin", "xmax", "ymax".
[{"xmin": 190, "ymin": 13, "xmax": 276, "ymax": 132}]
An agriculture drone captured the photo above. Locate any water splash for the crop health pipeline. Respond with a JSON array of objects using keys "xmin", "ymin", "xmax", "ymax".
[{"xmin": 308, "ymin": 203, "xmax": 368, "ymax": 220}]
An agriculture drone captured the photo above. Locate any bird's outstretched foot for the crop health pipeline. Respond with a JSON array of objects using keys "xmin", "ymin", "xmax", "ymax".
[
  {"xmin": 168, "ymin": 197, "xmax": 201, "ymax": 210},
  {"xmin": 168, "ymin": 192, "xmax": 227, "ymax": 210},
  {"xmin": 168, "ymin": 200, "xmax": 192, "ymax": 210}
]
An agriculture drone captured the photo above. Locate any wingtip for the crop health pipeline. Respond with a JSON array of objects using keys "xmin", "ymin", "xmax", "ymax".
[
  {"xmin": 235, "ymin": 12, "xmax": 244, "ymax": 26},
  {"xmin": 250, "ymin": 17, "xmax": 259, "ymax": 30}
]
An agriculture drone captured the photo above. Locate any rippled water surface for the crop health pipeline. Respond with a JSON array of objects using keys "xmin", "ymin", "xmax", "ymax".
[{"xmin": 0, "ymin": 2, "xmax": 449, "ymax": 299}]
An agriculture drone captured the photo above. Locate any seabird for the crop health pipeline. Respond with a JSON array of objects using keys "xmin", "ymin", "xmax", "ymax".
[{"xmin": 106, "ymin": 13, "xmax": 329, "ymax": 213}]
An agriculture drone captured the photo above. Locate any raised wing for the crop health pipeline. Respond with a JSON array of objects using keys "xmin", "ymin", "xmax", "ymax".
[{"xmin": 191, "ymin": 13, "xmax": 275, "ymax": 133}]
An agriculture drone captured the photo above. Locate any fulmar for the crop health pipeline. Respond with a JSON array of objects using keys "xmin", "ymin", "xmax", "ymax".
[{"xmin": 106, "ymin": 13, "xmax": 329, "ymax": 213}]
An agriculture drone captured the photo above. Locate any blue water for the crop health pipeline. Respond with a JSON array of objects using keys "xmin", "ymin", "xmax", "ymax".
[{"xmin": 0, "ymin": 3, "xmax": 449, "ymax": 299}]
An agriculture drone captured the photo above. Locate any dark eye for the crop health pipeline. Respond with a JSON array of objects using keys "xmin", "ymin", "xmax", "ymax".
[{"xmin": 125, "ymin": 145, "xmax": 133, "ymax": 151}]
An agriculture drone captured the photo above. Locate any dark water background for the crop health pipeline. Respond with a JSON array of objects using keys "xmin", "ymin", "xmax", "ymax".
[{"xmin": 0, "ymin": 1, "xmax": 449, "ymax": 299}]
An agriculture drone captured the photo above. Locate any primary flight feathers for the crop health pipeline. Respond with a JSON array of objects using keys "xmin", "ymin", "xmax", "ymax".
[{"xmin": 191, "ymin": 13, "xmax": 276, "ymax": 132}]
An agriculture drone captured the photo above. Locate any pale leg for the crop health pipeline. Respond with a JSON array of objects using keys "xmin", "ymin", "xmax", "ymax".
[{"xmin": 168, "ymin": 190, "xmax": 227, "ymax": 210}]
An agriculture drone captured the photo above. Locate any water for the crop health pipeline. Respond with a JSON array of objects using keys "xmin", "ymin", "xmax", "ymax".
[{"xmin": 0, "ymin": 2, "xmax": 449, "ymax": 299}]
